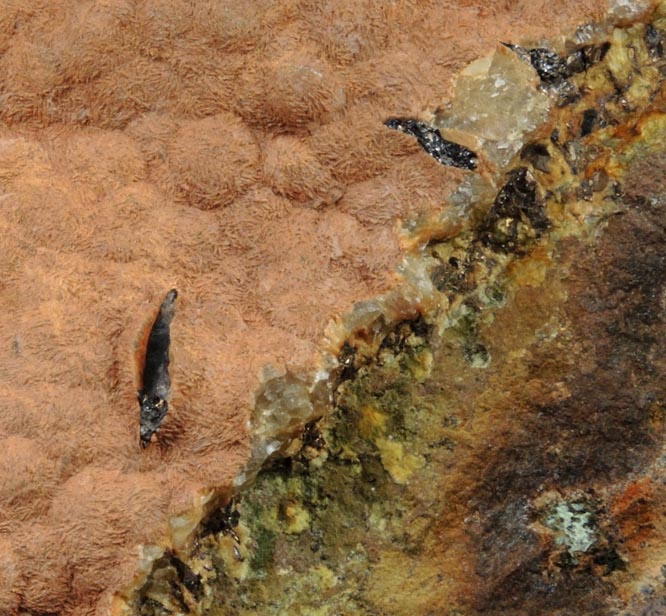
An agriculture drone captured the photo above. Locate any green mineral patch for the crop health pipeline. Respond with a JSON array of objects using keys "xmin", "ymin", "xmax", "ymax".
[
  {"xmin": 125, "ymin": 3, "xmax": 666, "ymax": 614},
  {"xmin": 545, "ymin": 501, "xmax": 598, "ymax": 556}
]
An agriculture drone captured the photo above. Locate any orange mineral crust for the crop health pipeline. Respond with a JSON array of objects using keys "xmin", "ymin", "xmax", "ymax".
[{"xmin": 0, "ymin": 1, "xmax": 607, "ymax": 614}]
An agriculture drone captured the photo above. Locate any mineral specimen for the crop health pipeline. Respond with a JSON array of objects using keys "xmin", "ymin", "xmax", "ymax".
[
  {"xmin": 120, "ymin": 3, "xmax": 666, "ymax": 615},
  {"xmin": 0, "ymin": 1, "xmax": 640, "ymax": 614}
]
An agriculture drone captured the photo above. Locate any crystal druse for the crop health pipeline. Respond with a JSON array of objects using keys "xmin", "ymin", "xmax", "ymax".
[{"xmin": 116, "ymin": 2, "xmax": 666, "ymax": 614}]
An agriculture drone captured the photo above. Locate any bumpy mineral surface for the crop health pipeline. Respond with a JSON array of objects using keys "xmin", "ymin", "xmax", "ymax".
[
  {"xmin": 3, "ymin": 0, "xmax": 664, "ymax": 614},
  {"xmin": 121, "ymin": 2, "xmax": 666, "ymax": 615}
]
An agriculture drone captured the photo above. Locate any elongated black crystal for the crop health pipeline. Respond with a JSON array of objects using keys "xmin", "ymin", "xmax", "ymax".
[
  {"xmin": 384, "ymin": 118, "xmax": 477, "ymax": 170},
  {"xmin": 138, "ymin": 288, "xmax": 178, "ymax": 448}
]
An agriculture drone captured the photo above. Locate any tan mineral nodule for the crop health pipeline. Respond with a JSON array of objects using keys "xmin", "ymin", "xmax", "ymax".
[{"xmin": 0, "ymin": 0, "xmax": 637, "ymax": 614}]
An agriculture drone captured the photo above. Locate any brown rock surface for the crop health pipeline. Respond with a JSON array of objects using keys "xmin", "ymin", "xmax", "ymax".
[{"xmin": 0, "ymin": 1, "xmax": 610, "ymax": 614}]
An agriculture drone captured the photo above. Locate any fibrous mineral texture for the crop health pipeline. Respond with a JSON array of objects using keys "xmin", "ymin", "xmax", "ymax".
[{"xmin": 0, "ymin": 0, "xmax": 624, "ymax": 614}]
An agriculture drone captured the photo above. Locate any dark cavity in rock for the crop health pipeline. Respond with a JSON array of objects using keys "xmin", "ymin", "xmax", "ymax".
[
  {"xmin": 138, "ymin": 288, "xmax": 178, "ymax": 448},
  {"xmin": 166, "ymin": 550, "xmax": 203, "ymax": 599},
  {"xmin": 520, "ymin": 142, "xmax": 552, "ymax": 173},
  {"xmin": 580, "ymin": 108, "xmax": 600, "ymax": 136},
  {"xmin": 200, "ymin": 500, "xmax": 241, "ymax": 542},
  {"xmin": 645, "ymin": 23, "xmax": 666, "ymax": 59}
]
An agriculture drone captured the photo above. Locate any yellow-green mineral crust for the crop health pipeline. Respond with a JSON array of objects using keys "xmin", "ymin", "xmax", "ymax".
[{"xmin": 127, "ymin": 3, "xmax": 666, "ymax": 615}]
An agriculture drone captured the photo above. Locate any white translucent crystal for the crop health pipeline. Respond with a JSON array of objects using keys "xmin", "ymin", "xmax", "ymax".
[
  {"xmin": 448, "ymin": 174, "xmax": 496, "ymax": 214},
  {"xmin": 608, "ymin": 0, "xmax": 652, "ymax": 21},
  {"xmin": 572, "ymin": 22, "xmax": 610, "ymax": 45},
  {"xmin": 398, "ymin": 253, "xmax": 438, "ymax": 308},
  {"xmin": 436, "ymin": 46, "xmax": 550, "ymax": 169},
  {"xmin": 254, "ymin": 366, "xmax": 314, "ymax": 435},
  {"xmin": 236, "ymin": 366, "xmax": 319, "ymax": 487},
  {"xmin": 342, "ymin": 299, "xmax": 385, "ymax": 332}
]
